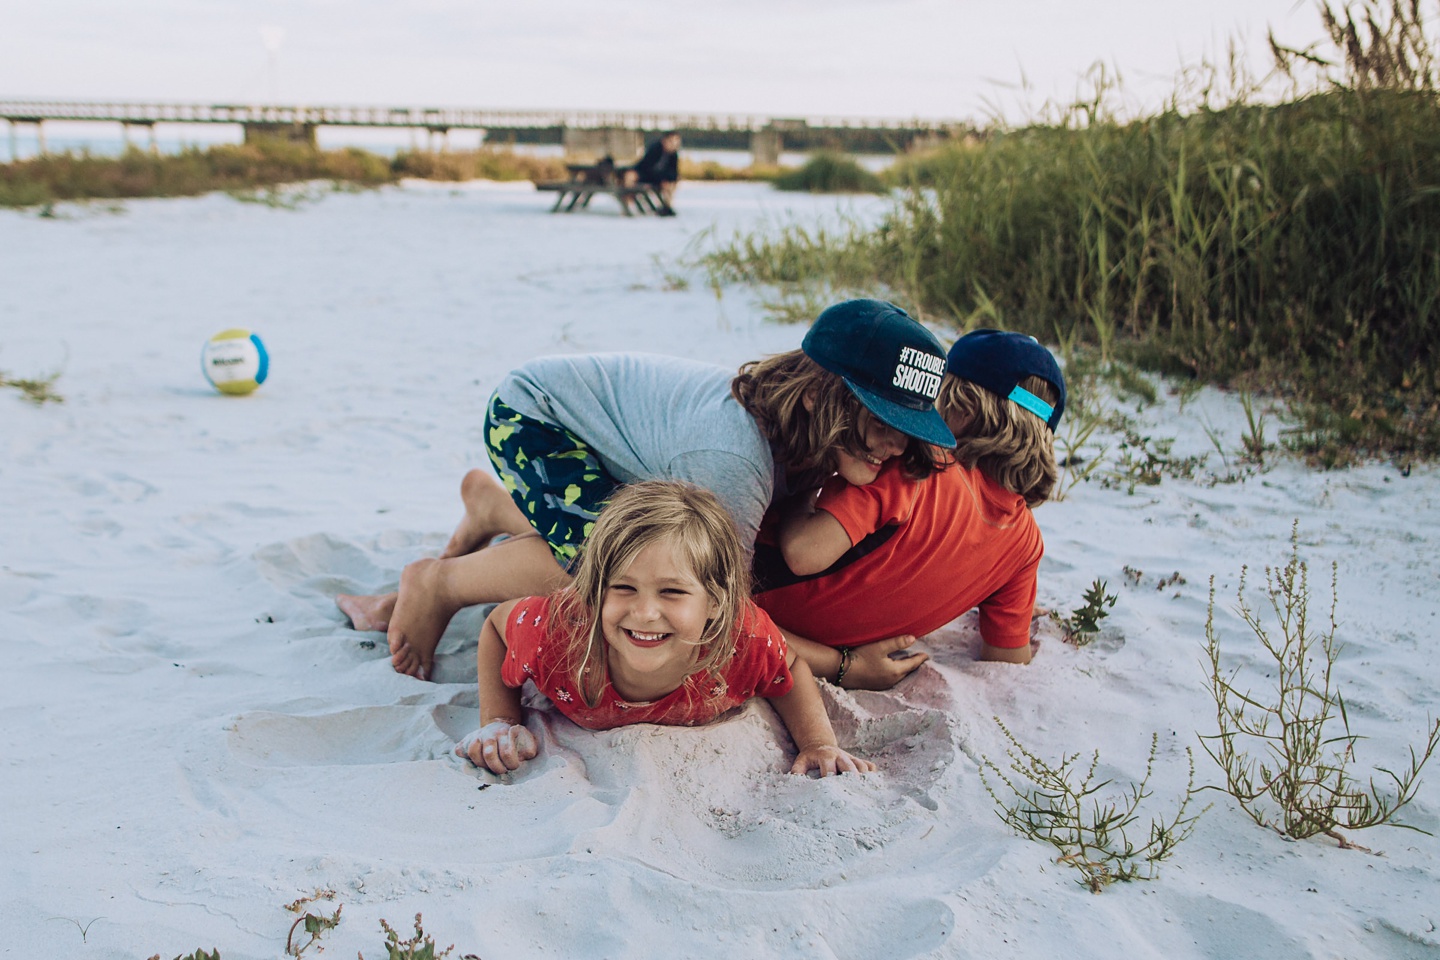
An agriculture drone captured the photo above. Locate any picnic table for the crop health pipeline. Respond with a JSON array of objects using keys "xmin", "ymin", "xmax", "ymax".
[{"xmin": 534, "ymin": 161, "xmax": 666, "ymax": 216}]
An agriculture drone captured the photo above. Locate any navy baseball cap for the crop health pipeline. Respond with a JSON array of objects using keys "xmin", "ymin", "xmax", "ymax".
[
  {"xmin": 946, "ymin": 329, "xmax": 1067, "ymax": 431},
  {"xmin": 802, "ymin": 299, "xmax": 956, "ymax": 449}
]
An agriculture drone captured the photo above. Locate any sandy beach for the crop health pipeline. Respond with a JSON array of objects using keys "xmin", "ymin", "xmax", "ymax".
[{"xmin": 2, "ymin": 179, "xmax": 1438, "ymax": 959}]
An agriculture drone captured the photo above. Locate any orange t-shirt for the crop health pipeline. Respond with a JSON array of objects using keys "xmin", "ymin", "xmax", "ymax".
[{"xmin": 755, "ymin": 460, "xmax": 1042, "ymax": 648}]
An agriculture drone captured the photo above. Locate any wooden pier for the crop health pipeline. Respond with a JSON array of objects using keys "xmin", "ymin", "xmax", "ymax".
[{"xmin": 0, "ymin": 98, "xmax": 970, "ymax": 162}]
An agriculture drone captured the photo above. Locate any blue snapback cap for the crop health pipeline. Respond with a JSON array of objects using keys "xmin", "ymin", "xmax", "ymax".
[
  {"xmin": 802, "ymin": 299, "xmax": 956, "ymax": 449},
  {"xmin": 946, "ymin": 330, "xmax": 1066, "ymax": 430}
]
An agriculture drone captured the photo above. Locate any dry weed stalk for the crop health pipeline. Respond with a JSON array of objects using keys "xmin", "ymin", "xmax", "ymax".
[
  {"xmin": 1202, "ymin": 526, "xmax": 1440, "ymax": 846},
  {"xmin": 979, "ymin": 719, "xmax": 1204, "ymax": 892},
  {"xmin": 284, "ymin": 888, "xmax": 342, "ymax": 957}
]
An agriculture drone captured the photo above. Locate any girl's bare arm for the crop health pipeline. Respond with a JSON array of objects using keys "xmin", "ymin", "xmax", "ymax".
[
  {"xmin": 456, "ymin": 599, "xmax": 538, "ymax": 774},
  {"xmin": 769, "ymin": 653, "xmax": 876, "ymax": 776}
]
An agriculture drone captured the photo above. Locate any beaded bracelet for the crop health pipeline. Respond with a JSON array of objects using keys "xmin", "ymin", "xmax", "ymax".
[{"xmin": 834, "ymin": 646, "xmax": 854, "ymax": 687}]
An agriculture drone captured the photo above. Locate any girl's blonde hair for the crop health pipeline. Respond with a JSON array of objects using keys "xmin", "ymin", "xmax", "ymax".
[
  {"xmin": 731, "ymin": 350, "xmax": 944, "ymax": 483},
  {"xmin": 937, "ymin": 374, "xmax": 1059, "ymax": 508},
  {"xmin": 548, "ymin": 481, "xmax": 750, "ymax": 708}
]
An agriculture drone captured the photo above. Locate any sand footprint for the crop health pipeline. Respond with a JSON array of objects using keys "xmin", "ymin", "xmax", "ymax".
[
  {"xmin": 227, "ymin": 701, "xmax": 475, "ymax": 767},
  {"xmin": 252, "ymin": 529, "xmax": 449, "ymax": 598}
]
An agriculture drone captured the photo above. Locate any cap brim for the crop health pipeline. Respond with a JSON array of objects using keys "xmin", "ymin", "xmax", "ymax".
[{"xmin": 845, "ymin": 381, "xmax": 957, "ymax": 449}]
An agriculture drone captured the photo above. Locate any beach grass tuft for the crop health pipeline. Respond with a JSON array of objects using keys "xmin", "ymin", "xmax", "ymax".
[
  {"xmin": 1, "ymin": 368, "xmax": 63, "ymax": 404},
  {"xmin": 773, "ymin": 151, "xmax": 888, "ymax": 194},
  {"xmin": 0, "ymin": 141, "xmax": 575, "ymax": 208}
]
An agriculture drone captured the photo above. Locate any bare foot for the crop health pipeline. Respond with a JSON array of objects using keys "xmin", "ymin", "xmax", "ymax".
[
  {"xmin": 336, "ymin": 592, "xmax": 397, "ymax": 632},
  {"xmin": 439, "ymin": 469, "xmax": 530, "ymax": 559},
  {"xmin": 387, "ymin": 557, "xmax": 463, "ymax": 681}
]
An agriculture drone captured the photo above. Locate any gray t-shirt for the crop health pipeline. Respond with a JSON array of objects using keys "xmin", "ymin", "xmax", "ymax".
[{"xmin": 495, "ymin": 353, "xmax": 778, "ymax": 550}]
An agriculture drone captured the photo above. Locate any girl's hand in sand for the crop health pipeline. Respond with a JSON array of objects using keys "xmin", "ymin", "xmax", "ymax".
[
  {"xmin": 844, "ymin": 635, "xmax": 929, "ymax": 690},
  {"xmin": 456, "ymin": 719, "xmax": 538, "ymax": 775},
  {"xmin": 790, "ymin": 744, "xmax": 876, "ymax": 777}
]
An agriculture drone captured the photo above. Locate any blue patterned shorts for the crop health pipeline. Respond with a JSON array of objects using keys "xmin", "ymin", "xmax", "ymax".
[{"xmin": 485, "ymin": 394, "xmax": 620, "ymax": 565}]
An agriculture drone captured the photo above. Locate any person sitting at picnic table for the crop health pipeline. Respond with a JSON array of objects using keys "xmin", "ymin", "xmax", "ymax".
[{"xmin": 626, "ymin": 131, "xmax": 681, "ymax": 215}]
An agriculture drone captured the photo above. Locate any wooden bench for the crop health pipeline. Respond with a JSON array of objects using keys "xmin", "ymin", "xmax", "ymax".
[
  {"xmin": 535, "ymin": 180, "xmax": 665, "ymax": 215},
  {"xmin": 535, "ymin": 161, "xmax": 666, "ymax": 216}
]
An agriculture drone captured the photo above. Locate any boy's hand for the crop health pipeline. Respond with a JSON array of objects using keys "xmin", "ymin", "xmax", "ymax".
[
  {"xmin": 790, "ymin": 744, "xmax": 877, "ymax": 777},
  {"xmin": 456, "ymin": 719, "xmax": 538, "ymax": 775},
  {"xmin": 843, "ymin": 635, "xmax": 929, "ymax": 690}
]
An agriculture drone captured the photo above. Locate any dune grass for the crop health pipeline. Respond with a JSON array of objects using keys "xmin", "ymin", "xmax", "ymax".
[
  {"xmin": 0, "ymin": 368, "xmax": 63, "ymax": 404},
  {"xmin": 0, "ymin": 135, "xmax": 796, "ymax": 209},
  {"xmin": 773, "ymin": 152, "xmax": 887, "ymax": 194},
  {"xmin": 0, "ymin": 139, "xmax": 396, "ymax": 207},
  {"xmin": 698, "ymin": 0, "xmax": 1440, "ymax": 463},
  {"xmin": 0, "ymin": 140, "xmax": 579, "ymax": 208},
  {"xmin": 391, "ymin": 148, "xmax": 565, "ymax": 182}
]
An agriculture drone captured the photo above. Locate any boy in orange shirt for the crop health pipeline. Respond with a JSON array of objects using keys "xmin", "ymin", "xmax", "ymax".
[{"xmin": 754, "ymin": 330, "xmax": 1066, "ymax": 689}]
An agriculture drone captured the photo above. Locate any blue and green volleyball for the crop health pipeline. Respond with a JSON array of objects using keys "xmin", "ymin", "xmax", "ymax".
[{"xmin": 201, "ymin": 328, "xmax": 269, "ymax": 395}]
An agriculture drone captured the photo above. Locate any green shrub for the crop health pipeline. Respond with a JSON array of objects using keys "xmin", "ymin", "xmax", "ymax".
[{"xmin": 773, "ymin": 151, "xmax": 887, "ymax": 193}]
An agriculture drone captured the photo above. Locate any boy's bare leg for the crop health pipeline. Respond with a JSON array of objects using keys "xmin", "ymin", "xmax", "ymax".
[
  {"xmin": 389, "ymin": 533, "xmax": 570, "ymax": 680},
  {"xmin": 338, "ymin": 470, "xmax": 532, "ymax": 630},
  {"xmin": 336, "ymin": 592, "xmax": 396, "ymax": 632},
  {"xmin": 440, "ymin": 469, "xmax": 535, "ymax": 559}
]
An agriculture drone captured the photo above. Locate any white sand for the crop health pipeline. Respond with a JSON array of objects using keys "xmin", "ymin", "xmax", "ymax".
[{"xmin": 2, "ymin": 181, "xmax": 1438, "ymax": 959}]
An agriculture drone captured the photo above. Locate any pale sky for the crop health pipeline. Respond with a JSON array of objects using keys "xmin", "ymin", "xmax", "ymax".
[{"xmin": 1, "ymin": 1, "xmax": 1318, "ymax": 122}]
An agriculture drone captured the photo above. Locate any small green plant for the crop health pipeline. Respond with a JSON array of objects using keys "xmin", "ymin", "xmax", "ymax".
[
  {"xmin": 979, "ymin": 720, "xmax": 1205, "ymax": 892},
  {"xmin": 48, "ymin": 916, "xmax": 103, "ymax": 942},
  {"xmin": 1059, "ymin": 578, "xmax": 1118, "ymax": 644},
  {"xmin": 1237, "ymin": 389, "xmax": 1273, "ymax": 466},
  {"xmin": 1, "ymin": 368, "xmax": 63, "ymax": 404},
  {"xmin": 650, "ymin": 253, "xmax": 690, "ymax": 291},
  {"xmin": 1051, "ymin": 353, "xmax": 1183, "ymax": 500},
  {"xmin": 1104, "ymin": 360, "xmax": 1159, "ymax": 408},
  {"xmin": 1102, "ymin": 430, "xmax": 1207, "ymax": 493},
  {"xmin": 1156, "ymin": 571, "xmax": 1185, "ymax": 591},
  {"xmin": 284, "ymin": 889, "xmax": 342, "ymax": 957},
  {"xmin": 362, "ymin": 915, "xmax": 454, "ymax": 960},
  {"xmin": 1054, "ymin": 410, "xmax": 1109, "ymax": 500},
  {"xmin": 137, "ymin": 900, "xmax": 480, "ymax": 960},
  {"xmin": 1049, "ymin": 357, "xmax": 1116, "ymax": 499},
  {"xmin": 227, "ymin": 184, "xmax": 328, "ymax": 209},
  {"xmin": 1202, "ymin": 525, "xmax": 1440, "ymax": 846}
]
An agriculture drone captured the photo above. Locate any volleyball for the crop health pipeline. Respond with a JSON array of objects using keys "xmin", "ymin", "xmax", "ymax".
[{"xmin": 201, "ymin": 329, "xmax": 269, "ymax": 395}]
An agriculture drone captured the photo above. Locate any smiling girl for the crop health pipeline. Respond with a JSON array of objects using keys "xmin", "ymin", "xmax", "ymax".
[{"xmin": 456, "ymin": 481, "xmax": 873, "ymax": 778}]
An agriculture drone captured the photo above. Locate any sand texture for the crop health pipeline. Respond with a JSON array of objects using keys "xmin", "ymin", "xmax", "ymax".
[{"xmin": 2, "ymin": 181, "xmax": 1438, "ymax": 959}]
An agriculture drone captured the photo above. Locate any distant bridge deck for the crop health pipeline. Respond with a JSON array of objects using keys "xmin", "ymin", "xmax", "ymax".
[{"xmin": 0, "ymin": 98, "xmax": 969, "ymax": 156}]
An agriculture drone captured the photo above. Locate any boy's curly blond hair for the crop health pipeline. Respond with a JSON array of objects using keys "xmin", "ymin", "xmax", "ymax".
[
  {"xmin": 937, "ymin": 373, "xmax": 1059, "ymax": 508},
  {"xmin": 732, "ymin": 350, "xmax": 944, "ymax": 483}
]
